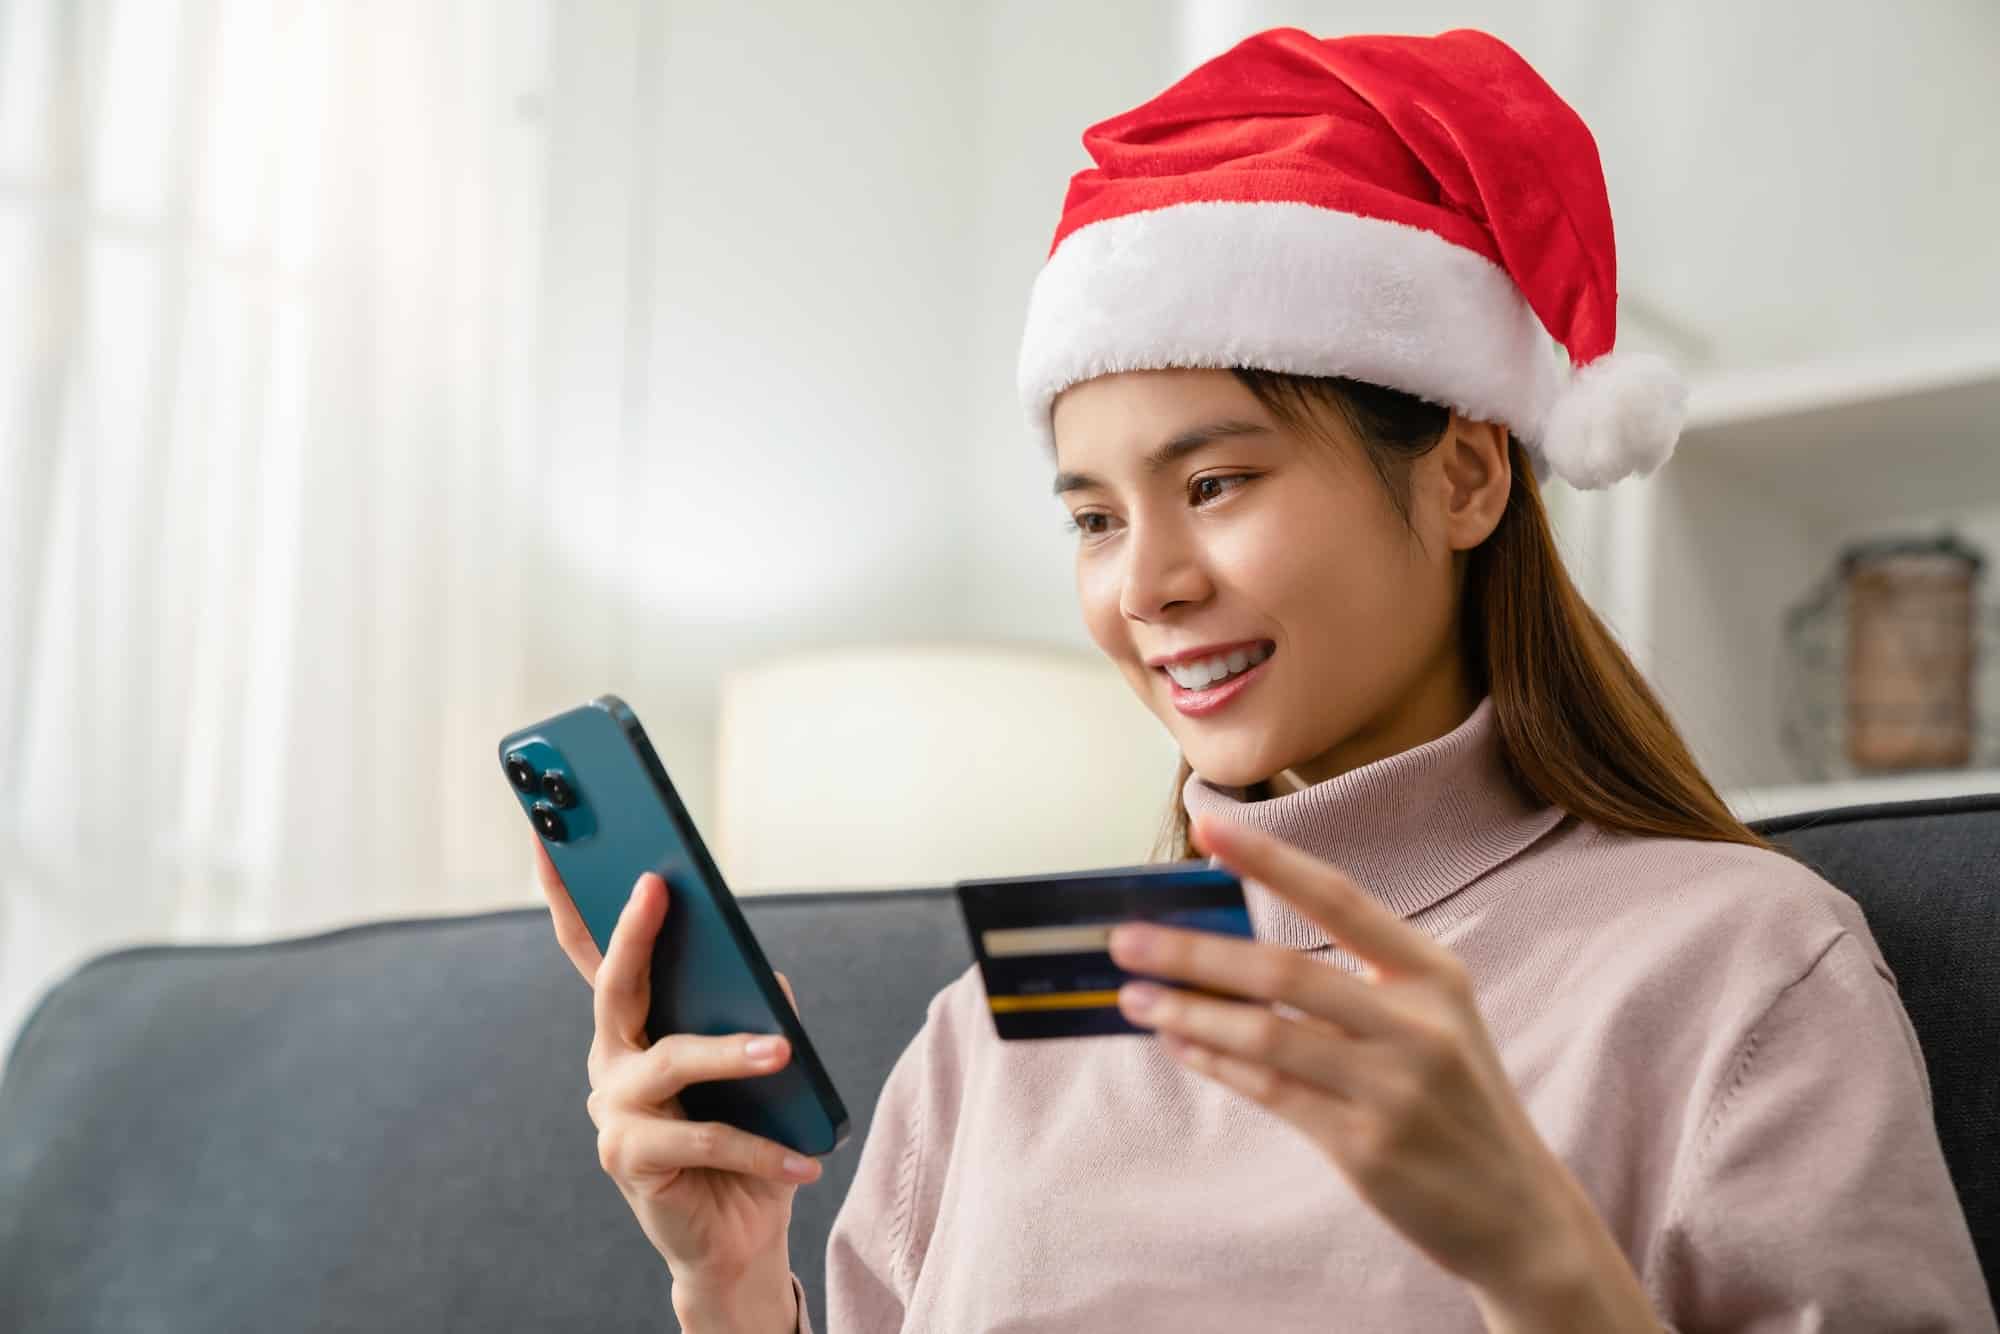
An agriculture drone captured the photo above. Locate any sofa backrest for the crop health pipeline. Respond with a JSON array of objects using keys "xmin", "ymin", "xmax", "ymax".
[
  {"xmin": 1, "ymin": 795, "xmax": 1993, "ymax": 1330},
  {"xmin": 1747, "ymin": 794, "xmax": 2000, "ymax": 1300},
  {"xmin": 0, "ymin": 885, "xmax": 971, "ymax": 1333}
]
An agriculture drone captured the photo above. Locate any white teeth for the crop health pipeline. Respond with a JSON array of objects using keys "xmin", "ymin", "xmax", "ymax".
[{"xmin": 1164, "ymin": 644, "xmax": 1270, "ymax": 690}]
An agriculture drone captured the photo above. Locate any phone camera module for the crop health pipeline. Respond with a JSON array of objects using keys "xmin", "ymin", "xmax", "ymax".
[
  {"xmin": 530, "ymin": 801, "xmax": 568, "ymax": 842},
  {"xmin": 504, "ymin": 751, "xmax": 538, "ymax": 793},
  {"xmin": 540, "ymin": 771, "xmax": 576, "ymax": 808}
]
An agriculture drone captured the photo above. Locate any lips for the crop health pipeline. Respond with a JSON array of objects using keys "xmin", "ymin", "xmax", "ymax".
[{"xmin": 1159, "ymin": 643, "xmax": 1274, "ymax": 718}]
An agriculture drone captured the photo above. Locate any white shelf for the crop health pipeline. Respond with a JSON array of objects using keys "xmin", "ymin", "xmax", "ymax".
[
  {"xmin": 1675, "ymin": 332, "xmax": 2000, "ymax": 529},
  {"xmin": 1683, "ymin": 332, "xmax": 2000, "ymax": 430},
  {"xmin": 1727, "ymin": 768, "xmax": 2000, "ymax": 823}
]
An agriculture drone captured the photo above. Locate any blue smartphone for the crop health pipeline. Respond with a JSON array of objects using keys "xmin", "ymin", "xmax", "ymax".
[{"xmin": 499, "ymin": 695, "xmax": 848, "ymax": 1156}]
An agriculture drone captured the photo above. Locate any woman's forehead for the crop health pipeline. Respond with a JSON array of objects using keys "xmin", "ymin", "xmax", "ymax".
[{"xmin": 1051, "ymin": 370, "xmax": 1276, "ymax": 458}]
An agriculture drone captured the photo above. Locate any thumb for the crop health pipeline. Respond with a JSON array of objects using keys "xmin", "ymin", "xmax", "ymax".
[{"xmin": 775, "ymin": 971, "xmax": 801, "ymax": 1016}]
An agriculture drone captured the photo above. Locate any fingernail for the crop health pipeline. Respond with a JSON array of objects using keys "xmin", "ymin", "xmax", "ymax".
[
  {"xmin": 1110, "ymin": 925, "xmax": 1154, "ymax": 963},
  {"xmin": 745, "ymin": 1036, "xmax": 783, "ymax": 1062},
  {"xmin": 1121, "ymin": 981, "xmax": 1162, "ymax": 1016},
  {"xmin": 782, "ymin": 1153, "xmax": 818, "ymax": 1180}
]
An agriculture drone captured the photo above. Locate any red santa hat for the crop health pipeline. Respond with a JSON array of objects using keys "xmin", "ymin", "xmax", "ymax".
[{"xmin": 1016, "ymin": 27, "xmax": 1686, "ymax": 491}]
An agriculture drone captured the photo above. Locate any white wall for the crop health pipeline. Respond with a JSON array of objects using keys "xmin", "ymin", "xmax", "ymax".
[
  {"xmin": 526, "ymin": 0, "xmax": 989, "ymax": 838},
  {"xmin": 962, "ymin": 3, "xmax": 1185, "ymax": 649}
]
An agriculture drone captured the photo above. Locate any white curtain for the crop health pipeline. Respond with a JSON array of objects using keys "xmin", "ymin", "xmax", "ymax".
[{"xmin": 0, "ymin": 0, "xmax": 665, "ymax": 1055}]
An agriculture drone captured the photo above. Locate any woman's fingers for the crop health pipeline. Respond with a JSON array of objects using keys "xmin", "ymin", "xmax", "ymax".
[
  {"xmin": 598, "ymin": 1113, "xmax": 821, "ymax": 1187},
  {"xmin": 775, "ymin": 971, "xmax": 799, "ymax": 1016},
  {"xmin": 535, "ymin": 837, "xmax": 604, "ymax": 984},
  {"xmin": 592, "ymin": 872, "xmax": 667, "ymax": 1059},
  {"xmin": 1125, "ymin": 985, "xmax": 1394, "ymax": 1105},
  {"xmin": 1110, "ymin": 921, "xmax": 1401, "ymax": 1040},
  {"xmin": 607, "ymin": 1029, "xmax": 794, "ymax": 1108}
]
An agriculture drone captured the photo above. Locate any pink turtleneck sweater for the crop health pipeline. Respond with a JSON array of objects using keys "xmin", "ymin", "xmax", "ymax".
[{"xmin": 782, "ymin": 695, "xmax": 1994, "ymax": 1332}]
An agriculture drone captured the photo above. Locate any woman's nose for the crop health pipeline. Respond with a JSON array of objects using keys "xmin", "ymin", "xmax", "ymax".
[{"xmin": 1118, "ymin": 521, "xmax": 1210, "ymax": 621}]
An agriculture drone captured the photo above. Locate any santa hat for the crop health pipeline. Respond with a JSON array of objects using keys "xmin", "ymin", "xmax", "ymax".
[{"xmin": 1016, "ymin": 27, "xmax": 1685, "ymax": 491}]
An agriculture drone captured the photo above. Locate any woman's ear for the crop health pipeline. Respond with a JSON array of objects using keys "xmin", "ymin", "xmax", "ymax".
[{"xmin": 1437, "ymin": 413, "xmax": 1511, "ymax": 551}]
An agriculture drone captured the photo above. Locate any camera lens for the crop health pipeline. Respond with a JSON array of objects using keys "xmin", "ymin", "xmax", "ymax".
[
  {"xmin": 540, "ymin": 771, "xmax": 576, "ymax": 808},
  {"xmin": 531, "ymin": 802, "xmax": 568, "ymax": 842},
  {"xmin": 504, "ymin": 752, "xmax": 538, "ymax": 793}
]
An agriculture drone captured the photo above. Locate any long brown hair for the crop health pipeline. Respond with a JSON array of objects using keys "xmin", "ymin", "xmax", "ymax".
[{"xmin": 1152, "ymin": 368, "xmax": 1796, "ymax": 864}]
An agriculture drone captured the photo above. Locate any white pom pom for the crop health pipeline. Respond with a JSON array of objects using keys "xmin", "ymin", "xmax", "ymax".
[{"xmin": 1535, "ymin": 350, "xmax": 1688, "ymax": 490}]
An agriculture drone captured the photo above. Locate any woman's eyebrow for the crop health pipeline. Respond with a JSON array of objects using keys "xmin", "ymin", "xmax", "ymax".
[{"xmin": 1052, "ymin": 420, "xmax": 1274, "ymax": 495}]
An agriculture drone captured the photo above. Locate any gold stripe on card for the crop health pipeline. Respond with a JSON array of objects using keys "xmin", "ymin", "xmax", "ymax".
[{"xmin": 988, "ymin": 989, "xmax": 1121, "ymax": 1013}]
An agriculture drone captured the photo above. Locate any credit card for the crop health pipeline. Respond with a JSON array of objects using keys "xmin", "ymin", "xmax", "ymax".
[{"xmin": 955, "ymin": 861, "xmax": 1252, "ymax": 1040}]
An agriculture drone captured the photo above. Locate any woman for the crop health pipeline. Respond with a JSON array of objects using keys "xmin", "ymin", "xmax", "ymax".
[{"xmin": 540, "ymin": 27, "xmax": 1995, "ymax": 1334}]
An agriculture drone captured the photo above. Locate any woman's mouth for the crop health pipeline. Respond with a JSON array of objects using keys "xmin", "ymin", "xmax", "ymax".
[{"xmin": 1158, "ymin": 641, "xmax": 1274, "ymax": 717}]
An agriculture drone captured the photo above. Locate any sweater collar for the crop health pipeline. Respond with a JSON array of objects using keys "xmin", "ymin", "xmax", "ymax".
[{"xmin": 1180, "ymin": 694, "xmax": 1566, "ymax": 950}]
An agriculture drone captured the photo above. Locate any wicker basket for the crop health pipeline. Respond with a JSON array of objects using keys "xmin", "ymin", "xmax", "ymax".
[{"xmin": 1780, "ymin": 532, "xmax": 1998, "ymax": 780}]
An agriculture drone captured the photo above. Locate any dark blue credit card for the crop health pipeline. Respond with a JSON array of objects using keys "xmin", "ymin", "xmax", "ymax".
[{"xmin": 955, "ymin": 861, "xmax": 1252, "ymax": 1040}]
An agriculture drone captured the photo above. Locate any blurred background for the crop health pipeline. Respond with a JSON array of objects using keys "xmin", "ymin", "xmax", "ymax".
[{"xmin": 3, "ymin": 0, "xmax": 1998, "ymax": 1058}]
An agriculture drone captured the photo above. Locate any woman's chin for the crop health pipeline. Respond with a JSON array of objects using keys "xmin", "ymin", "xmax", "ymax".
[{"xmin": 1181, "ymin": 745, "xmax": 1283, "ymax": 792}]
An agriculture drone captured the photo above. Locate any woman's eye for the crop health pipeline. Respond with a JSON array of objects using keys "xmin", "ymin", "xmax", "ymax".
[
  {"xmin": 1189, "ymin": 474, "xmax": 1250, "ymax": 504},
  {"xmin": 1066, "ymin": 511, "xmax": 1114, "ymax": 538}
]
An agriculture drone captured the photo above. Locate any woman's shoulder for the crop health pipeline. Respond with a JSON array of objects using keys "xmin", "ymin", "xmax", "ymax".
[
  {"xmin": 1524, "ymin": 816, "xmax": 1890, "ymax": 990},
  {"xmin": 928, "ymin": 961, "xmax": 987, "ymax": 1027},
  {"xmin": 894, "ymin": 962, "xmax": 993, "ymax": 1062}
]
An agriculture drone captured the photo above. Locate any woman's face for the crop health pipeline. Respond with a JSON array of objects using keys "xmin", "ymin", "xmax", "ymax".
[{"xmin": 1051, "ymin": 368, "xmax": 1507, "ymax": 791}]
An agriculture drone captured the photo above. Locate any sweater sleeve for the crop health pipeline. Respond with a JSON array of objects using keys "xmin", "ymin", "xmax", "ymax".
[
  {"xmin": 791, "ymin": 976, "xmax": 969, "ymax": 1334},
  {"xmin": 1645, "ymin": 931, "xmax": 1996, "ymax": 1332}
]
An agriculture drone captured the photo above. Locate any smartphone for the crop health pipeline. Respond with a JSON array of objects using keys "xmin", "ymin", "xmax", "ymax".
[{"xmin": 499, "ymin": 695, "xmax": 848, "ymax": 1156}]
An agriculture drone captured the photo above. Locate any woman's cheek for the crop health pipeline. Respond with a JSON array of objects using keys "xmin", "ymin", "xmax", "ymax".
[
  {"xmin": 1205, "ymin": 518, "xmax": 1314, "ymax": 607},
  {"xmin": 1075, "ymin": 554, "xmax": 1127, "ymax": 653}
]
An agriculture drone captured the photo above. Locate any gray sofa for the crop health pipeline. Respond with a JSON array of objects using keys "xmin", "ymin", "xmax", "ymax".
[{"xmin": 4, "ymin": 796, "xmax": 1996, "ymax": 1330}]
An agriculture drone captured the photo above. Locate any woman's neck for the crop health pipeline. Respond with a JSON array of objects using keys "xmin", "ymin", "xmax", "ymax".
[{"xmin": 1262, "ymin": 662, "xmax": 1480, "ymax": 797}]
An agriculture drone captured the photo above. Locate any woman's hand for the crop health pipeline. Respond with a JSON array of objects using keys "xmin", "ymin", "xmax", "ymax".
[
  {"xmin": 535, "ymin": 840, "xmax": 818, "ymax": 1326},
  {"xmin": 1108, "ymin": 814, "xmax": 1659, "ymax": 1330}
]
